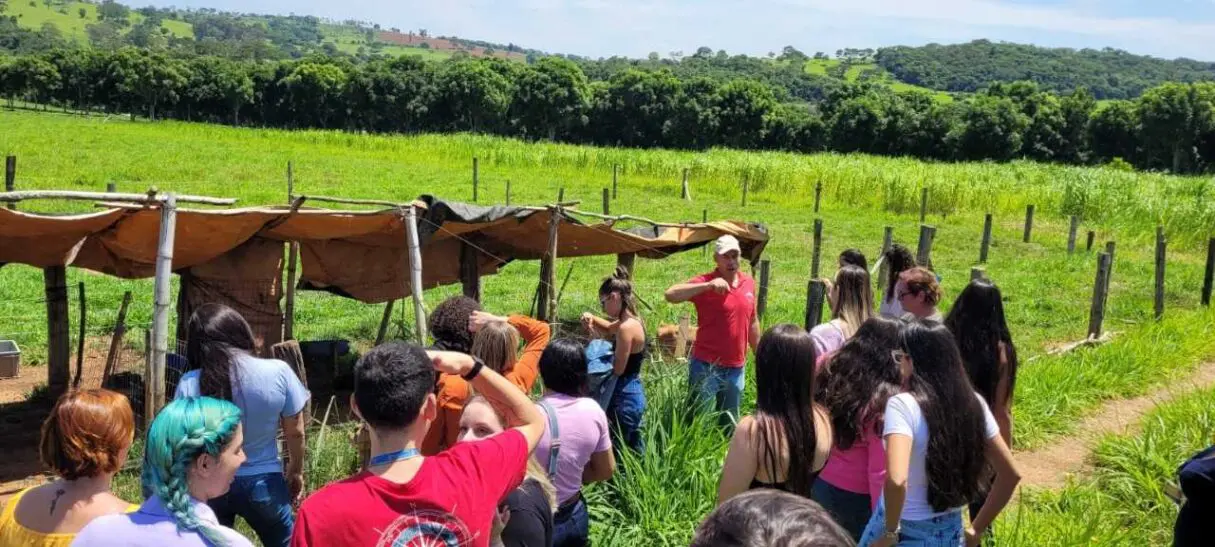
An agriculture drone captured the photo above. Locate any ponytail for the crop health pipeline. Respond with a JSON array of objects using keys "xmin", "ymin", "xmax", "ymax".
[{"xmin": 599, "ymin": 266, "xmax": 638, "ymax": 320}]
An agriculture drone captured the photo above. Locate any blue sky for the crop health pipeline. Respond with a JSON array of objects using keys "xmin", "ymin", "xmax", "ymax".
[{"xmin": 138, "ymin": 0, "xmax": 1215, "ymax": 61}]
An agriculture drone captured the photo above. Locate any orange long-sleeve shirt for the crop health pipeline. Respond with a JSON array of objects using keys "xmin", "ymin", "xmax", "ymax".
[{"xmin": 421, "ymin": 314, "xmax": 549, "ymax": 455}]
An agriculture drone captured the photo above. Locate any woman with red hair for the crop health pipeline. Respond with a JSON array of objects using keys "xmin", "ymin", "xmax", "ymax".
[{"xmin": 0, "ymin": 389, "xmax": 138, "ymax": 546}]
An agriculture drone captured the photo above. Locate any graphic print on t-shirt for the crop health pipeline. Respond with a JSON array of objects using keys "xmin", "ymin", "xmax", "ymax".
[{"xmin": 375, "ymin": 506, "xmax": 475, "ymax": 547}]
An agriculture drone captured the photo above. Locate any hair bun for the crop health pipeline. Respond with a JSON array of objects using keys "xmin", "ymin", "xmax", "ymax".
[{"xmin": 613, "ymin": 265, "xmax": 631, "ymax": 280}]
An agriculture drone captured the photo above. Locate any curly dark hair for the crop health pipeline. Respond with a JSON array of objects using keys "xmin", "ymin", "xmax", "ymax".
[
  {"xmin": 816, "ymin": 316, "xmax": 903, "ymax": 450},
  {"xmin": 428, "ymin": 296, "xmax": 481, "ymax": 353}
]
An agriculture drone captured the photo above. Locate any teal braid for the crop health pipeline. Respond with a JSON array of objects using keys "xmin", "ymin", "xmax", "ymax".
[{"xmin": 141, "ymin": 397, "xmax": 242, "ymax": 547}]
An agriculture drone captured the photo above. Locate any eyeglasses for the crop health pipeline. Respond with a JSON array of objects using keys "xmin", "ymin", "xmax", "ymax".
[
  {"xmin": 891, "ymin": 349, "xmax": 909, "ymax": 364},
  {"xmin": 897, "ymin": 290, "xmax": 915, "ymax": 300}
]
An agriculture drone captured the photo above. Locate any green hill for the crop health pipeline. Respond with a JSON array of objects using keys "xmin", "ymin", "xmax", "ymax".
[
  {"xmin": 6, "ymin": 0, "xmax": 191, "ymax": 45},
  {"xmin": 804, "ymin": 58, "xmax": 953, "ymax": 100}
]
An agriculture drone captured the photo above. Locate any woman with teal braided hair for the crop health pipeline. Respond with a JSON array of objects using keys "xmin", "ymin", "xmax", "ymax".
[{"xmin": 71, "ymin": 397, "xmax": 254, "ymax": 547}]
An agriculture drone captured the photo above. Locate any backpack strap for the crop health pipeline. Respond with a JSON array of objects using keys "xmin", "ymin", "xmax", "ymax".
[{"xmin": 538, "ymin": 399, "xmax": 561, "ymax": 477}]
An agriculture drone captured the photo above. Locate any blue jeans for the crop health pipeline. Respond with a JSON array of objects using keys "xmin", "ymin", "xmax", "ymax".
[
  {"xmin": 859, "ymin": 504, "xmax": 964, "ymax": 546},
  {"xmin": 688, "ymin": 358, "xmax": 744, "ymax": 429},
  {"xmin": 208, "ymin": 472, "xmax": 294, "ymax": 547},
  {"xmin": 553, "ymin": 494, "xmax": 589, "ymax": 547},
  {"xmin": 608, "ymin": 373, "xmax": 646, "ymax": 456},
  {"xmin": 812, "ymin": 478, "xmax": 873, "ymax": 541}
]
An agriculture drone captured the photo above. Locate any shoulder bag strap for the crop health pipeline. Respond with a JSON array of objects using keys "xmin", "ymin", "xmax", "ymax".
[{"xmin": 538, "ymin": 400, "xmax": 561, "ymax": 477}]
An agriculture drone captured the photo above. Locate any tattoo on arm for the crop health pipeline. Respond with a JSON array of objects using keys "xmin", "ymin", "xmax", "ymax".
[{"xmin": 50, "ymin": 488, "xmax": 66, "ymax": 515}]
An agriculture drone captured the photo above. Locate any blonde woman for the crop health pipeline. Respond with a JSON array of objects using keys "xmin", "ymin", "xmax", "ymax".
[{"xmin": 811, "ymin": 265, "xmax": 874, "ymax": 361}]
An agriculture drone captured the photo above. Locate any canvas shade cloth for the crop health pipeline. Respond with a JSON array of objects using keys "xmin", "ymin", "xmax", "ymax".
[{"xmin": 0, "ymin": 196, "xmax": 769, "ymax": 304}]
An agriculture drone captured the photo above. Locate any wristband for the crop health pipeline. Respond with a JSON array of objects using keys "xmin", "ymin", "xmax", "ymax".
[{"xmin": 462, "ymin": 356, "xmax": 485, "ymax": 381}]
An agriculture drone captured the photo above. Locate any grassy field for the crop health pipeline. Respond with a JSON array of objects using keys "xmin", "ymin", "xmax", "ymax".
[
  {"xmin": 804, "ymin": 58, "xmax": 954, "ymax": 100},
  {"xmin": 320, "ymin": 22, "xmax": 456, "ymax": 60},
  {"xmin": 5, "ymin": 1, "xmax": 193, "ymax": 44},
  {"xmin": 2, "ymin": 108, "xmax": 1214, "ymax": 544}
]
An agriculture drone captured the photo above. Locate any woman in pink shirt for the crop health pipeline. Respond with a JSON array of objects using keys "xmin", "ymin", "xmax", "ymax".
[{"xmin": 813, "ymin": 316, "xmax": 904, "ymax": 540}]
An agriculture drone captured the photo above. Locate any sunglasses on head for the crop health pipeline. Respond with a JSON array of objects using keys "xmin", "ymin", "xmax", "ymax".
[{"xmin": 891, "ymin": 349, "xmax": 909, "ymax": 364}]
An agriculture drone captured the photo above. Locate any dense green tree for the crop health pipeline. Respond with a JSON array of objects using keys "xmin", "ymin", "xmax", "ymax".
[
  {"xmin": 713, "ymin": 79, "xmax": 775, "ymax": 149},
  {"xmin": 106, "ymin": 48, "xmax": 186, "ymax": 120},
  {"xmin": 279, "ymin": 61, "xmax": 347, "ymax": 128},
  {"xmin": 1137, "ymin": 82, "xmax": 1215, "ymax": 172},
  {"xmin": 1087, "ymin": 100, "xmax": 1139, "ymax": 164},
  {"xmin": 595, "ymin": 69, "xmax": 681, "ymax": 147},
  {"xmin": 509, "ymin": 57, "xmax": 590, "ymax": 139},
  {"xmin": 953, "ymin": 94, "xmax": 1029, "ymax": 161},
  {"xmin": 184, "ymin": 56, "xmax": 252, "ymax": 124},
  {"xmin": 434, "ymin": 59, "xmax": 511, "ymax": 132}
]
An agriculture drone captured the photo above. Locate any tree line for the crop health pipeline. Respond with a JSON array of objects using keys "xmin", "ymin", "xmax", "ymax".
[{"xmin": 1, "ymin": 47, "xmax": 1214, "ymax": 173}]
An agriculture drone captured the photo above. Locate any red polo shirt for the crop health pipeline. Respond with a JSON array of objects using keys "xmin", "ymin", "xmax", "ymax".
[{"xmin": 689, "ymin": 270, "xmax": 756, "ymax": 367}]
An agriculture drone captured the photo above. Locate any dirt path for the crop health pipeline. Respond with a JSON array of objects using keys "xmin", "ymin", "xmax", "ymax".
[{"xmin": 1016, "ymin": 361, "xmax": 1215, "ymax": 489}]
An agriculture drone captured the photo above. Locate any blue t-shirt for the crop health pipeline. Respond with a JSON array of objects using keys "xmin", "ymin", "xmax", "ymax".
[{"xmin": 174, "ymin": 353, "xmax": 310, "ymax": 476}]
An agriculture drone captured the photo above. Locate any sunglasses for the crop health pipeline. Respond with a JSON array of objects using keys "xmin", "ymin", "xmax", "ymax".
[{"xmin": 891, "ymin": 349, "xmax": 909, "ymax": 364}]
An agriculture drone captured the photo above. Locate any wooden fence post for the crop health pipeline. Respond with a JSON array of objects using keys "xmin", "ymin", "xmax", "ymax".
[
  {"xmin": 741, "ymin": 175, "xmax": 749, "ymax": 207},
  {"xmin": 73, "ymin": 282, "xmax": 86, "ymax": 389},
  {"xmin": 286, "ymin": 161, "xmax": 294, "ymax": 200},
  {"xmin": 811, "ymin": 219, "xmax": 823, "ymax": 279},
  {"xmin": 971, "ymin": 267, "xmax": 985, "ymax": 281},
  {"xmin": 43, "ymin": 266, "xmax": 69, "ymax": 396},
  {"xmin": 460, "ymin": 241, "xmax": 482, "ymax": 302},
  {"xmin": 980, "ymin": 213, "xmax": 992, "ymax": 264},
  {"xmin": 284, "ymin": 242, "xmax": 298, "ymax": 341},
  {"xmin": 5, "ymin": 155, "xmax": 15, "ymax": 210},
  {"xmin": 681, "ymin": 168, "xmax": 691, "ymax": 200},
  {"xmin": 757, "ymin": 260, "xmax": 771, "ymax": 321},
  {"xmin": 505, "ymin": 180, "xmax": 511, "ymax": 206},
  {"xmin": 106, "ymin": 181, "xmax": 116, "ymax": 193},
  {"xmin": 1023, "ymin": 205, "xmax": 1035, "ymax": 243},
  {"xmin": 1203, "ymin": 237, "xmax": 1215, "ymax": 306},
  {"xmin": 404, "ymin": 206, "xmax": 427, "ymax": 344},
  {"xmin": 1067, "ymin": 215, "xmax": 1080, "ymax": 254},
  {"xmin": 701, "ymin": 209, "xmax": 709, "ymax": 256},
  {"xmin": 878, "ymin": 226, "xmax": 893, "ymax": 293},
  {"xmin": 1086, "ymin": 231, "xmax": 1095, "ymax": 252},
  {"xmin": 1088, "ymin": 252, "xmax": 1112, "ymax": 338},
  {"xmin": 1155, "ymin": 226, "xmax": 1166, "ymax": 320},
  {"xmin": 814, "ymin": 181, "xmax": 823, "ymax": 213},
  {"xmin": 375, "ymin": 300, "xmax": 395, "ymax": 346},
  {"xmin": 602, "ymin": 188, "xmax": 610, "ymax": 215},
  {"xmin": 541, "ymin": 207, "xmax": 561, "ymax": 322},
  {"xmin": 472, "ymin": 157, "xmax": 479, "ymax": 202},
  {"xmin": 558, "ymin": 187, "xmax": 565, "ymax": 203},
  {"xmin": 805, "ymin": 279, "xmax": 826, "ymax": 330},
  {"xmin": 916, "ymin": 225, "xmax": 936, "ymax": 268},
  {"xmin": 1104, "ymin": 241, "xmax": 1116, "ymax": 304},
  {"xmin": 919, "ymin": 187, "xmax": 928, "ymax": 223},
  {"xmin": 617, "ymin": 253, "xmax": 636, "ymax": 280},
  {"xmin": 102, "ymin": 291, "xmax": 133, "ymax": 385},
  {"xmin": 612, "ymin": 164, "xmax": 619, "ymax": 199},
  {"xmin": 149, "ymin": 194, "xmax": 178, "ymax": 418}
]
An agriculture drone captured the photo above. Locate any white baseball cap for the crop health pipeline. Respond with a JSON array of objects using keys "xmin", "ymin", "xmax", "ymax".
[{"xmin": 714, "ymin": 235, "xmax": 741, "ymax": 256}]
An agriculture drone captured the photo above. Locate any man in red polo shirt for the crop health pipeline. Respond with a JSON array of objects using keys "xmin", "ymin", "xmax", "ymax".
[{"xmin": 664, "ymin": 235, "xmax": 760, "ymax": 429}]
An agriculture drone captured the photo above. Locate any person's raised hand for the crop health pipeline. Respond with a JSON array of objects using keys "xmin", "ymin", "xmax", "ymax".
[
  {"xmin": 426, "ymin": 350, "xmax": 475, "ymax": 377},
  {"xmin": 581, "ymin": 312, "xmax": 595, "ymax": 332},
  {"xmin": 709, "ymin": 277, "xmax": 730, "ymax": 294},
  {"xmin": 964, "ymin": 527, "xmax": 981, "ymax": 547},
  {"xmin": 469, "ymin": 311, "xmax": 505, "ymax": 333}
]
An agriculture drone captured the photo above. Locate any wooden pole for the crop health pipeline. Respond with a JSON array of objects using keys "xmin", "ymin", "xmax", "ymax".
[
  {"xmin": 602, "ymin": 188, "xmax": 610, "ymax": 215},
  {"xmin": 459, "ymin": 241, "xmax": 482, "ymax": 302},
  {"xmin": 283, "ymin": 242, "xmax": 298, "ymax": 341},
  {"xmin": 150, "ymin": 194, "xmax": 178, "ymax": 417},
  {"xmin": 5, "ymin": 155, "xmax": 14, "ymax": 210},
  {"xmin": 505, "ymin": 180, "xmax": 511, "ymax": 206},
  {"xmin": 1086, "ymin": 231, "xmax": 1095, "ymax": 252},
  {"xmin": 741, "ymin": 175, "xmax": 749, "ymax": 207},
  {"xmin": 878, "ymin": 226, "xmax": 893, "ymax": 293},
  {"xmin": 702, "ymin": 209, "xmax": 709, "ymax": 256},
  {"xmin": 814, "ymin": 180, "xmax": 823, "ymax": 214},
  {"xmin": 971, "ymin": 267, "xmax": 985, "ymax": 281},
  {"xmin": 103, "ymin": 291, "xmax": 133, "ymax": 385},
  {"xmin": 404, "ymin": 206, "xmax": 427, "ymax": 345},
  {"xmin": 73, "ymin": 282, "xmax": 86, "ymax": 389},
  {"xmin": 612, "ymin": 164, "xmax": 618, "ymax": 199},
  {"xmin": 106, "ymin": 181, "xmax": 116, "ymax": 193},
  {"xmin": 757, "ymin": 260, "xmax": 771, "ymax": 321},
  {"xmin": 805, "ymin": 279, "xmax": 826, "ymax": 330},
  {"xmin": 44, "ymin": 267, "xmax": 70, "ymax": 395},
  {"xmin": 558, "ymin": 187, "xmax": 565, "ymax": 203},
  {"xmin": 616, "ymin": 253, "xmax": 636, "ymax": 280},
  {"xmin": 980, "ymin": 213, "xmax": 992, "ymax": 264},
  {"xmin": 287, "ymin": 161, "xmax": 294, "ymax": 200},
  {"xmin": 1088, "ymin": 252, "xmax": 1111, "ymax": 338},
  {"xmin": 811, "ymin": 218, "xmax": 823, "ymax": 278},
  {"xmin": 472, "ymin": 157, "xmax": 479, "ymax": 202},
  {"xmin": 919, "ymin": 187, "xmax": 928, "ymax": 223},
  {"xmin": 1023, "ymin": 204, "xmax": 1035, "ymax": 243},
  {"xmin": 916, "ymin": 224, "xmax": 936, "ymax": 268},
  {"xmin": 538, "ymin": 207, "xmax": 561, "ymax": 322},
  {"xmin": 0, "ymin": 190, "xmax": 236, "ymax": 205},
  {"xmin": 1155, "ymin": 226, "xmax": 1166, "ymax": 320},
  {"xmin": 681, "ymin": 168, "xmax": 691, "ymax": 200},
  {"xmin": 375, "ymin": 300, "xmax": 395, "ymax": 346},
  {"xmin": 1203, "ymin": 237, "xmax": 1215, "ymax": 306},
  {"xmin": 1067, "ymin": 215, "xmax": 1080, "ymax": 254},
  {"xmin": 143, "ymin": 328, "xmax": 152, "ymax": 429}
]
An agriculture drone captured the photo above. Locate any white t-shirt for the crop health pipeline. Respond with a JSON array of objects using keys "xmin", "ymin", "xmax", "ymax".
[{"xmin": 881, "ymin": 392, "xmax": 999, "ymax": 521}]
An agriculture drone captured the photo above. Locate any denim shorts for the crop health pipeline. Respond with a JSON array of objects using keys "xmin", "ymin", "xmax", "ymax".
[
  {"xmin": 859, "ymin": 503, "xmax": 964, "ymax": 546},
  {"xmin": 207, "ymin": 472, "xmax": 295, "ymax": 547},
  {"xmin": 812, "ymin": 478, "xmax": 873, "ymax": 541}
]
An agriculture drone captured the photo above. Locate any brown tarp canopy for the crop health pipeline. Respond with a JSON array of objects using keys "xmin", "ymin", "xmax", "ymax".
[{"xmin": 0, "ymin": 196, "xmax": 769, "ymax": 304}]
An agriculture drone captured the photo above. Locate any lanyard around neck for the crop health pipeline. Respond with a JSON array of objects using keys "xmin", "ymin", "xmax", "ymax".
[{"xmin": 369, "ymin": 447, "xmax": 422, "ymax": 467}]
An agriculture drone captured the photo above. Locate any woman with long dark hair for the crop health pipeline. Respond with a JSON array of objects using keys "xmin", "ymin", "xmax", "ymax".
[
  {"xmin": 582, "ymin": 265, "xmax": 648, "ymax": 455},
  {"xmin": 860, "ymin": 321, "xmax": 1021, "ymax": 547},
  {"xmin": 879, "ymin": 244, "xmax": 916, "ymax": 318},
  {"xmin": 813, "ymin": 317, "xmax": 904, "ymax": 540},
  {"xmin": 173, "ymin": 304, "xmax": 309, "ymax": 547},
  {"xmin": 811, "ymin": 265, "xmax": 874, "ymax": 360},
  {"xmin": 945, "ymin": 279, "xmax": 1018, "ymax": 525},
  {"xmin": 716, "ymin": 324, "xmax": 832, "ymax": 503}
]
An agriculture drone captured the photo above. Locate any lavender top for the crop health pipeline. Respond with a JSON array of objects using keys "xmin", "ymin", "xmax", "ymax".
[{"xmin": 70, "ymin": 495, "xmax": 253, "ymax": 547}]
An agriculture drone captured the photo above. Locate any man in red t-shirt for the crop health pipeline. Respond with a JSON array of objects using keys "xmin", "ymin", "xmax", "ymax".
[
  {"xmin": 664, "ymin": 235, "xmax": 760, "ymax": 429},
  {"xmin": 290, "ymin": 342, "xmax": 545, "ymax": 547}
]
